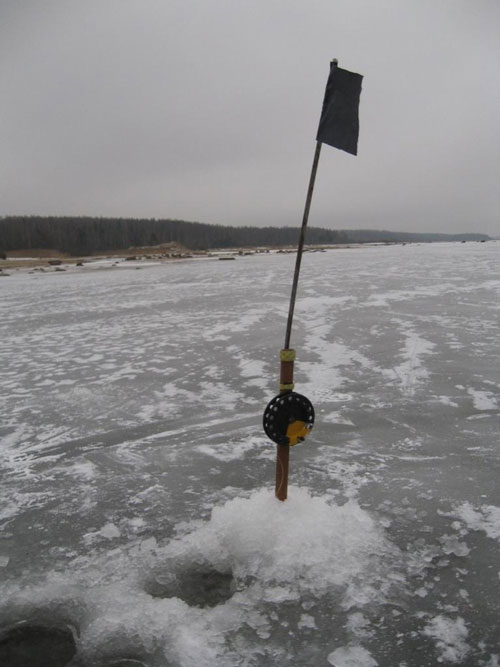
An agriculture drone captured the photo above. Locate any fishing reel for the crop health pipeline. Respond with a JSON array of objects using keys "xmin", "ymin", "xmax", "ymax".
[{"xmin": 263, "ymin": 391, "xmax": 315, "ymax": 446}]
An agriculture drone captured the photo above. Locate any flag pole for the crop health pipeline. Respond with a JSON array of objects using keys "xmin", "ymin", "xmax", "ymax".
[
  {"xmin": 275, "ymin": 62, "xmax": 340, "ymax": 501},
  {"xmin": 270, "ymin": 56, "xmax": 364, "ymax": 501}
]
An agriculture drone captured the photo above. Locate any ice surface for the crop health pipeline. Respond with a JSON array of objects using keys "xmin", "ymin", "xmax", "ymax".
[{"xmin": 1, "ymin": 242, "xmax": 500, "ymax": 665}]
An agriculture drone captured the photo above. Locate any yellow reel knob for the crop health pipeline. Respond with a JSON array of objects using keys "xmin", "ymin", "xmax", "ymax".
[{"xmin": 286, "ymin": 420, "xmax": 309, "ymax": 446}]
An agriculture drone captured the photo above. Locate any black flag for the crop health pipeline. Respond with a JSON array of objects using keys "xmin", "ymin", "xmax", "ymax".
[{"xmin": 316, "ymin": 62, "xmax": 363, "ymax": 156}]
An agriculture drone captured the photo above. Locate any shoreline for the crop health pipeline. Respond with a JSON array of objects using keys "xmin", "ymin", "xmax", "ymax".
[
  {"xmin": 2, "ymin": 239, "xmax": 489, "ymax": 276},
  {"xmin": 0, "ymin": 243, "xmax": 373, "ymax": 275}
]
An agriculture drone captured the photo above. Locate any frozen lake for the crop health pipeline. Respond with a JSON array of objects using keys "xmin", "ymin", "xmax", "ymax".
[{"xmin": 1, "ymin": 242, "xmax": 499, "ymax": 666}]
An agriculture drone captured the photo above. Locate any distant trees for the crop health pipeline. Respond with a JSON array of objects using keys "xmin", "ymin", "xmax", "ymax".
[
  {"xmin": 0, "ymin": 216, "xmax": 346, "ymax": 255},
  {"xmin": 0, "ymin": 216, "xmax": 491, "ymax": 256}
]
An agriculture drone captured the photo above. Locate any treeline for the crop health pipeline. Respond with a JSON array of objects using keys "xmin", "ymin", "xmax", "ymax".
[
  {"xmin": 0, "ymin": 216, "xmax": 490, "ymax": 256},
  {"xmin": 337, "ymin": 229, "xmax": 490, "ymax": 244}
]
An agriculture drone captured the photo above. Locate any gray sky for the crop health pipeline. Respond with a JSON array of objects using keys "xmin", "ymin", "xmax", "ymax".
[{"xmin": 1, "ymin": 0, "xmax": 499, "ymax": 235}]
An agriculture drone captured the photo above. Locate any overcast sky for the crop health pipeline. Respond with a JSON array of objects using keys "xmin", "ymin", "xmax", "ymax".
[{"xmin": 1, "ymin": 0, "xmax": 499, "ymax": 235}]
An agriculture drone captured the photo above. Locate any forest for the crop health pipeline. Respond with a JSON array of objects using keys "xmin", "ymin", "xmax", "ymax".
[{"xmin": 0, "ymin": 216, "xmax": 490, "ymax": 256}]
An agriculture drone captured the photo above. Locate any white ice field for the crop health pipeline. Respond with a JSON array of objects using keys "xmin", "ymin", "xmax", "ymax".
[{"xmin": 1, "ymin": 241, "xmax": 499, "ymax": 666}]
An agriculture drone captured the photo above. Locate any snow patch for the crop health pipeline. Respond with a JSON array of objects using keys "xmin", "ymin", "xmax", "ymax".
[
  {"xmin": 383, "ymin": 323, "xmax": 435, "ymax": 396},
  {"xmin": 467, "ymin": 389, "xmax": 498, "ymax": 411},
  {"xmin": 437, "ymin": 395, "xmax": 459, "ymax": 408},
  {"xmin": 327, "ymin": 644, "xmax": 378, "ymax": 666},
  {"xmin": 422, "ymin": 615, "xmax": 469, "ymax": 663},
  {"xmin": 451, "ymin": 503, "xmax": 500, "ymax": 541},
  {"xmin": 196, "ymin": 435, "xmax": 265, "ymax": 462},
  {"xmin": 84, "ymin": 522, "xmax": 121, "ymax": 544}
]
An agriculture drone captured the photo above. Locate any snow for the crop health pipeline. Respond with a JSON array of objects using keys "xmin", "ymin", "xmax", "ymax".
[
  {"xmin": 0, "ymin": 488, "xmax": 399, "ymax": 666},
  {"xmin": 297, "ymin": 613, "xmax": 317, "ymax": 629},
  {"xmin": 383, "ymin": 322, "xmax": 436, "ymax": 396},
  {"xmin": 467, "ymin": 388, "xmax": 498, "ymax": 411},
  {"xmin": 328, "ymin": 645, "xmax": 378, "ymax": 667},
  {"xmin": 162, "ymin": 487, "xmax": 396, "ymax": 601},
  {"xmin": 451, "ymin": 503, "xmax": 500, "ymax": 540},
  {"xmin": 422, "ymin": 615, "xmax": 470, "ymax": 663}
]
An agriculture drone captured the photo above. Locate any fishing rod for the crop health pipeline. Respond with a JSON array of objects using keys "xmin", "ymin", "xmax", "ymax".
[{"xmin": 262, "ymin": 59, "xmax": 363, "ymax": 500}]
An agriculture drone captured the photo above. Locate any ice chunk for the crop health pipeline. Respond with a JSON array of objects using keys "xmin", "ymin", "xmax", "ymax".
[
  {"xmin": 84, "ymin": 522, "xmax": 121, "ymax": 544},
  {"xmin": 452, "ymin": 503, "xmax": 500, "ymax": 541},
  {"xmin": 327, "ymin": 644, "xmax": 378, "ymax": 666},
  {"xmin": 422, "ymin": 615, "xmax": 470, "ymax": 663},
  {"xmin": 414, "ymin": 587, "xmax": 428, "ymax": 598},
  {"xmin": 139, "ymin": 537, "xmax": 157, "ymax": 553},
  {"xmin": 467, "ymin": 388, "xmax": 498, "ymax": 410},
  {"xmin": 439, "ymin": 535, "xmax": 470, "ymax": 557},
  {"xmin": 100, "ymin": 523, "xmax": 121, "ymax": 539},
  {"xmin": 346, "ymin": 612, "xmax": 372, "ymax": 639},
  {"xmin": 298, "ymin": 613, "xmax": 317, "ymax": 630}
]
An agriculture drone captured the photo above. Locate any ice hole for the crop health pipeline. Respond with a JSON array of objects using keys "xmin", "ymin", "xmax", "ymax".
[
  {"xmin": 144, "ymin": 563, "xmax": 235, "ymax": 608},
  {"xmin": 0, "ymin": 623, "xmax": 76, "ymax": 667}
]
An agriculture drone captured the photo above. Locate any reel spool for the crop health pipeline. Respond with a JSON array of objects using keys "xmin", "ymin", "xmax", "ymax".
[{"xmin": 263, "ymin": 391, "xmax": 315, "ymax": 446}]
